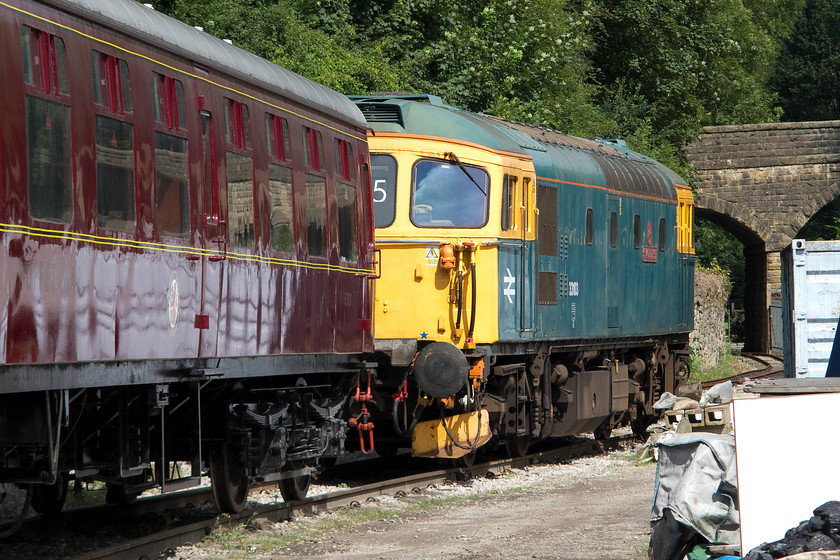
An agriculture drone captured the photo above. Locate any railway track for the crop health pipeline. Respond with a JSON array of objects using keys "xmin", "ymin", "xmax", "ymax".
[
  {"xmin": 3, "ymin": 434, "xmax": 634, "ymax": 560},
  {"xmin": 698, "ymin": 351, "xmax": 784, "ymax": 390},
  {"xmin": 4, "ymin": 354, "xmax": 783, "ymax": 559}
]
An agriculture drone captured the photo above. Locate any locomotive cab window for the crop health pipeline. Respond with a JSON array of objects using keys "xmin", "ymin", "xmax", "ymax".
[
  {"xmin": 303, "ymin": 126, "xmax": 327, "ymax": 258},
  {"xmin": 410, "ymin": 158, "xmax": 489, "ymax": 228},
  {"xmin": 609, "ymin": 211, "xmax": 618, "ymax": 248},
  {"xmin": 153, "ymin": 74, "xmax": 189, "ymax": 238},
  {"xmin": 371, "ymin": 154, "xmax": 397, "ymax": 228},
  {"xmin": 92, "ymin": 51, "xmax": 135, "ymax": 232},
  {"xmin": 225, "ymin": 98, "xmax": 254, "ymax": 249},
  {"xmin": 22, "ymin": 26, "xmax": 72, "ymax": 224},
  {"xmin": 502, "ymin": 174, "xmax": 517, "ymax": 231}
]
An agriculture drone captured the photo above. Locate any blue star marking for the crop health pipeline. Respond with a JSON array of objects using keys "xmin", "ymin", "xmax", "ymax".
[{"xmin": 420, "ymin": 331, "xmax": 428, "ymax": 339}]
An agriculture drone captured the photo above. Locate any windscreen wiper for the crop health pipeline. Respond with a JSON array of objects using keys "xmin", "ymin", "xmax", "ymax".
[{"xmin": 444, "ymin": 152, "xmax": 487, "ymax": 195}]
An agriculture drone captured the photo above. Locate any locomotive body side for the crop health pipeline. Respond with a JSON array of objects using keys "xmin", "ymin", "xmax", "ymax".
[
  {"xmin": 0, "ymin": 0, "xmax": 375, "ymax": 518},
  {"xmin": 354, "ymin": 95, "xmax": 695, "ymax": 459}
]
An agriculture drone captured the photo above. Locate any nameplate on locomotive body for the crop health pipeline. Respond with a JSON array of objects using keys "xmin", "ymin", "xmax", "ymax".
[{"xmin": 642, "ymin": 246, "xmax": 658, "ymax": 263}]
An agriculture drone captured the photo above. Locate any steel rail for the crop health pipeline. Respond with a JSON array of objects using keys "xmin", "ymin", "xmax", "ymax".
[
  {"xmin": 66, "ymin": 434, "xmax": 635, "ymax": 560},
  {"xmin": 699, "ymin": 352, "xmax": 783, "ymax": 390}
]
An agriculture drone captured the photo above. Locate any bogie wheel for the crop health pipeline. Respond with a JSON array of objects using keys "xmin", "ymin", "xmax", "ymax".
[
  {"xmin": 505, "ymin": 433, "xmax": 531, "ymax": 458},
  {"xmin": 594, "ymin": 420, "xmax": 612, "ymax": 442},
  {"xmin": 105, "ymin": 483, "xmax": 140, "ymax": 505},
  {"xmin": 31, "ymin": 472, "xmax": 68, "ymax": 515},
  {"xmin": 210, "ymin": 443, "xmax": 249, "ymax": 514},
  {"xmin": 454, "ymin": 450, "xmax": 477, "ymax": 467},
  {"xmin": 278, "ymin": 463, "xmax": 311, "ymax": 502}
]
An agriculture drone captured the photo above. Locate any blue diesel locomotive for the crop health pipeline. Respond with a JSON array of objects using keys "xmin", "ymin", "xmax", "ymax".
[{"xmin": 354, "ymin": 94, "xmax": 695, "ymax": 459}]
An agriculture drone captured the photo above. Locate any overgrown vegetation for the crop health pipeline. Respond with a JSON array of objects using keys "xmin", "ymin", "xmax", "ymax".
[
  {"xmin": 689, "ymin": 343, "xmax": 742, "ymax": 383},
  {"xmin": 152, "ymin": 0, "xmax": 832, "ymax": 173}
]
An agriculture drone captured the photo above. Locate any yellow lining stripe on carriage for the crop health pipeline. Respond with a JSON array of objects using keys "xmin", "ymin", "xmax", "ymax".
[
  {"xmin": 0, "ymin": 223, "xmax": 371, "ymax": 274},
  {"xmin": 0, "ymin": 1, "xmax": 366, "ymax": 142}
]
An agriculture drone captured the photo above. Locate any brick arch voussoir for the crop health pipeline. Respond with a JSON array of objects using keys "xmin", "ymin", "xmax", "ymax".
[
  {"xmin": 796, "ymin": 183, "xmax": 840, "ymax": 234},
  {"xmin": 695, "ymin": 194, "xmax": 770, "ymax": 247}
]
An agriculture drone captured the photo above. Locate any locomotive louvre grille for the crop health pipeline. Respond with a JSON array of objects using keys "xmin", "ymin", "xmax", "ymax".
[{"xmin": 357, "ymin": 104, "xmax": 404, "ymax": 126}]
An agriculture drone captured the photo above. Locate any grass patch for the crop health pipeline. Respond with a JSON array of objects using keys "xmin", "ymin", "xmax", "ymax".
[{"xmin": 688, "ymin": 343, "xmax": 741, "ymax": 383}]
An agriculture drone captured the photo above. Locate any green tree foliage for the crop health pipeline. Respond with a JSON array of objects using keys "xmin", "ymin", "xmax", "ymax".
[
  {"xmin": 694, "ymin": 219, "xmax": 745, "ymax": 309},
  {"xmin": 770, "ymin": 0, "xmax": 840, "ymax": 121},
  {"xmin": 590, "ymin": 0, "xmax": 800, "ymax": 147},
  {"xmin": 798, "ymin": 198, "xmax": 840, "ymax": 240},
  {"xmin": 157, "ymin": 0, "xmax": 404, "ymax": 94},
  {"xmin": 346, "ymin": 0, "xmax": 612, "ymax": 136}
]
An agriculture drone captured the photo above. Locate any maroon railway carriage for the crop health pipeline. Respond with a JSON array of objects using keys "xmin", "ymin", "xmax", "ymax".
[{"xmin": 0, "ymin": 0, "xmax": 375, "ymax": 522}]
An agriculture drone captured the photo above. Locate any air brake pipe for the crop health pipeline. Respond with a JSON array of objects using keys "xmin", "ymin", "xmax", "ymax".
[
  {"xmin": 455, "ymin": 270, "xmax": 463, "ymax": 331},
  {"xmin": 468, "ymin": 261, "xmax": 476, "ymax": 341}
]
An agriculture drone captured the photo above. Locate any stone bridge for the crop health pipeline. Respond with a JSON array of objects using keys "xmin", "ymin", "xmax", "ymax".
[{"xmin": 685, "ymin": 121, "xmax": 840, "ymax": 353}]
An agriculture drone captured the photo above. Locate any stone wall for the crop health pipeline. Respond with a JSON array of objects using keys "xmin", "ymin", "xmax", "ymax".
[{"xmin": 690, "ymin": 268, "xmax": 730, "ymax": 368}]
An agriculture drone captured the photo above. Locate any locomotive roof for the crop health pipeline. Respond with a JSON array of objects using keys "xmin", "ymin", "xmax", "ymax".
[
  {"xmin": 49, "ymin": 0, "xmax": 366, "ymax": 129},
  {"xmin": 354, "ymin": 95, "xmax": 683, "ymax": 201}
]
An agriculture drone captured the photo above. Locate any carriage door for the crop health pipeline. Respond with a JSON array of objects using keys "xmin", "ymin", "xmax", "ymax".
[
  {"xmin": 195, "ymin": 68, "xmax": 223, "ymax": 356},
  {"xmin": 606, "ymin": 196, "xmax": 621, "ymax": 330}
]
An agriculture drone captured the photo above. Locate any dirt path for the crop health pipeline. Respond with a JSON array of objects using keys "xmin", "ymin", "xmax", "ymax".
[{"xmin": 270, "ymin": 452, "xmax": 656, "ymax": 560}]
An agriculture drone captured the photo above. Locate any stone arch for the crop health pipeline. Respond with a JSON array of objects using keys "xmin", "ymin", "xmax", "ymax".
[
  {"xmin": 791, "ymin": 182, "xmax": 840, "ymax": 238},
  {"xmin": 694, "ymin": 203, "xmax": 768, "ymax": 352},
  {"xmin": 686, "ymin": 120, "xmax": 840, "ymax": 353}
]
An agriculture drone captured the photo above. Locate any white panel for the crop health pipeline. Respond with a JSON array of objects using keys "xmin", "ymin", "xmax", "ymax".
[{"xmin": 733, "ymin": 393, "xmax": 840, "ymax": 553}]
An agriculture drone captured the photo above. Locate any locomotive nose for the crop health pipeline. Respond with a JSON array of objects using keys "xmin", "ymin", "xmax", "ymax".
[{"xmin": 412, "ymin": 342, "xmax": 469, "ymax": 398}]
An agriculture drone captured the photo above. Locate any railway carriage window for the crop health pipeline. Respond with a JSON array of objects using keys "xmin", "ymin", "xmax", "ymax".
[
  {"xmin": 335, "ymin": 139, "xmax": 355, "ymax": 181},
  {"xmin": 502, "ymin": 174, "xmax": 517, "ymax": 231},
  {"xmin": 410, "ymin": 158, "xmax": 489, "ymax": 228},
  {"xmin": 223, "ymin": 98, "xmax": 254, "ymax": 248},
  {"xmin": 305, "ymin": 174, "xmax": 327, "ymax": 257},
  {"xmin": 268, "ymin": 164, "xmax": 294, "ymax": 253},
  {"xmin": 337, "ymin": 183, "xmax": 358, "ymax": 261},
  {"xmin": 155, "ymin": 132, "xmax": 189, "ymax": 238},
  {"xmin": 224, "ymin": 99, "xmax": 251, "ymax": 150},
  {"xmin": 21, "ymin": 26, "xmax": 68, "ymax": 95},
  {"xmin": 227, "ymin": 152, "xmax": 255, "ymax": 248},
  {"xmin": 371, "ymin": 154, "xmax": 396, "ymax": 228},
  {"xmin": 91, "ymin": 52, "xmax": 131, "ymax": 114},
  {"xmin": 26, "ymin": 97, "xmax": 72, "ymax": 223},
  {"xmin": 634, "ymin": 214, "xmax": 641, "ymax": 250},
  {"xmin": 152, "ymin": 73, "xmax": 185, "ymax": 130},
  {"xmin": 609, "ymin": 211, "xmax": 618, "ymax": 248},
  {"xmin": 266, "ymin": 114, "xmax": 290, "ymax": 161},
  {"xmin": 303, "ymin": 127, "xmax": 325, "ymax": 171},
  {"xmin": 96, "ymin": 116, "xmax": 135, "ymax": 231},
  {"xmin": 585, "ymin": 208, "xmax": 594, "ymax": 245},
  {"xmin": 659, "ymin": 217, "xmax": 667, "ymax": 251}
]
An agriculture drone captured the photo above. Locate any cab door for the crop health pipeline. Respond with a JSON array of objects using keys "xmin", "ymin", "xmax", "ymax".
[
  {"xmin": 518, "ymin": 176, "xmax": 536, "ymax": 334},
  {"xmin": 606, "ymin": 196, "xmax": 621, "ymax": 330}
]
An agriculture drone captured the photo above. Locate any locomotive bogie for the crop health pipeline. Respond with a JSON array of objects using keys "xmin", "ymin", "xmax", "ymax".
[{"xmin": 0, "ymin": 0, "xmax": 375, "ymax": 519}]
